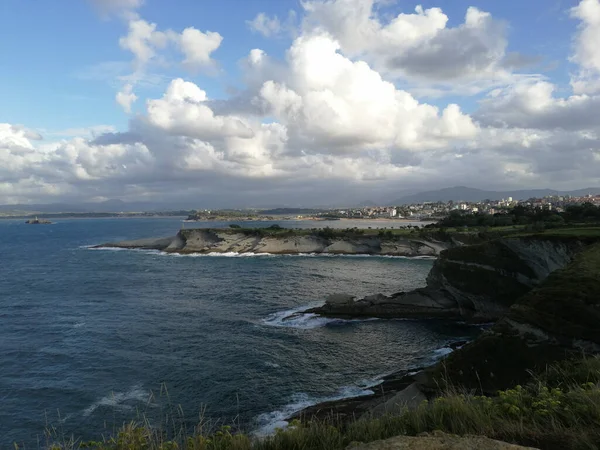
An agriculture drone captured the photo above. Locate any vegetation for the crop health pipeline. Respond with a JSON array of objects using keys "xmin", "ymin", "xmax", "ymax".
[
  {"xmin": 432, "ymin": 202, "xmax": 600, "ymax": 230},
  {"xmin": 36, "ymin": 357, "xmax": 600, "ymax": 450}
]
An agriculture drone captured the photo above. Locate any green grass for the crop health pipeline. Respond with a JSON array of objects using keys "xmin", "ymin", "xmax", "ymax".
[{"xmin": 34, "ymin": 357, "xmax": 600, "ymax": 450}]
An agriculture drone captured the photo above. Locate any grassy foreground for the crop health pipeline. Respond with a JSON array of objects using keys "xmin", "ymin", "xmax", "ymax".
[{"xmin": 36, "ymin": 357, "xmax": 600, "ymax": 450}]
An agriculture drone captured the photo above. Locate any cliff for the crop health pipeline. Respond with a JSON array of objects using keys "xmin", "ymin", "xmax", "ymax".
[
  {"xmin": 420, "ymin": 240, "xmax": 600, "ymax": 395},
  {"xmin": 96, "ymin": 228, "xmax": 463, "ymax": 257},
  {"xmin": 307, "ymin": 236, "xmax": 585, "ymax": 322},
  {"xmin": 293, "ymin": 235, "xmax": 600, "ymax": 426}
]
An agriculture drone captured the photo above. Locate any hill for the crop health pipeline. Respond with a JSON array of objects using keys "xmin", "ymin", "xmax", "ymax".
[{"xmin": 391, "ymin": 186, "xmax": 600, "ymax": 204}]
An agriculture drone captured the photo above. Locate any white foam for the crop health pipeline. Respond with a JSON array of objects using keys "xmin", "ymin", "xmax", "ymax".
[
  {"xmin": 83, "ymin": 385, "xmax": 151, "ymax": 417},
  {"xmin": 262, "ymin": 306, "xmax": 378, "ymax": 330},
  {"xmin": 85, "ymin": 246, "xmax": 435, "ymax": 260},
  {"xmin": 254, "ymin": 386, "xmax": 374, "ymax": 436},
  {"xmin": 265, "ymin": 362, "xmax": 281, "ymax": 368}
]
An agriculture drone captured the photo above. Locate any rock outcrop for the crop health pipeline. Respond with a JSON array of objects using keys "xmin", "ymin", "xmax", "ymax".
[
  {"xmin": 347, "ymin": 431, "xmax": 537, "ymax": 450},
  {"xmin": 419, "ymin": 241, "xmax": 600, "ymax": 395},
  {"xmin": 95, "ymin": 228, "xmax": 458, "ymax": 257},
  {"xmin": 308, "ymin": 237, "xmax": 585, "ymax": 322}
]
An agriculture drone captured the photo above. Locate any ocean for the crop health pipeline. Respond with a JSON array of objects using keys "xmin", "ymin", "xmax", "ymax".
[{"xmin": 0, "ymin": 217, "xmax": 479, "ymax": 446}]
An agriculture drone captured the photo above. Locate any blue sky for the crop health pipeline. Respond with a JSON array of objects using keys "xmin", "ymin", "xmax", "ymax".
[
  {"xmin": 1, "ymin": 0, "xmax": 599, "ymax": 206},
  {"xmin": 0, "ymin": 0, "xmax": 574, "ymax": 130}
]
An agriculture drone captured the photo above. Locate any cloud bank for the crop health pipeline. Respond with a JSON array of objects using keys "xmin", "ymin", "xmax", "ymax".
[{"xmin": 2, "ymin": 0, "xmax": 600, "ymax": 207}]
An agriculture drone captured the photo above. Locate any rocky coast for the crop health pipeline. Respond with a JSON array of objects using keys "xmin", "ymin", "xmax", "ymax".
[
  {"xmin": 291, "ymin": 232, "xmax": 600, "ymax": 427},
  {"xmin": 94, "ymin": 227, "xmax": 464, "ymax": 257}
]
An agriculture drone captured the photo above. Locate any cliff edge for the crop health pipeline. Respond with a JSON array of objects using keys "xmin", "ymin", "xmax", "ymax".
[
  {"xmin": 95, "ymin": 228, "xmax": 464, "ymax": 257},
  {"xmin": 307, "ymin": 236, "xmax": 585, "ymax": 322}
]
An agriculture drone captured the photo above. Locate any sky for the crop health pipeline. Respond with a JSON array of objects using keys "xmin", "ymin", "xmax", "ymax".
[{"xmin": 1, "ymin": 0, "xmax": 600, "ymax": 208}]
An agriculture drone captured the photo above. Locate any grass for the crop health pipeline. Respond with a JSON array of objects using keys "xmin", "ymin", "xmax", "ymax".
[{"xmin": 32, "ymin": 357, "xmax": 600, "ymax": 450}]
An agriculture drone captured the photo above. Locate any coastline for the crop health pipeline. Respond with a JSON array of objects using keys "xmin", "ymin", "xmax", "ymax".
[
  {"xmin": 93, "ymin": 228, "xmax": 453, "ymax": 257},
  {"xmin": 280, "ymin": 340, "xmax": 468, "ymax": 426}
]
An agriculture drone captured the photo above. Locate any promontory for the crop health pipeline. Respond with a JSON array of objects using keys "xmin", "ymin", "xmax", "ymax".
[{"xmin": 93, "ymin": 226, "xmax": 476, "ymax": 257}]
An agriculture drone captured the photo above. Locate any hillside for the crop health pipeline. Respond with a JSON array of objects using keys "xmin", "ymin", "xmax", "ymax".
[{"xmin": 392, "ymin": 186, "xmax": 600, "ymax": 204}]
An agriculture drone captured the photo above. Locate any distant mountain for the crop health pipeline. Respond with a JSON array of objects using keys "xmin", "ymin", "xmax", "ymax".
[
  {"xmin": 391, "ymin": 186, "xmax": 600, "ymax": 205},
  {"xmin": 259, "ymin": 207, "xmax": 325, "ymax": 215}
]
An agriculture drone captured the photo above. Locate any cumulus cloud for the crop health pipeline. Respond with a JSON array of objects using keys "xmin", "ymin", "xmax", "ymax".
[
  {"xmin": 476, "ymin": 80, "xmax": 600, "ymax": 131},
  {"xmin": 146, "ymin": 78, "xmax": 254, "ymax": 140},
  {"xmin": 256, "ymin": 35, "xmax": 477, "ymax": 153},
  {"xmin": 299, "ymin": 0, "xmax": 521, "ymax": 91},
  {"xmin": 247, "ymin": 13, "xmax": 283, "ymax": 37},
  {"xmin": 247, "ymin": 11, "xmax": 297, "ymax": 38},
  {"xmin": 116, "ymin": 83, "xmax": 138, "ymax": 113},
  {"xmin": 570, "ymin": 0, "xmax": 600, "ymax": 94},
  {"xmin": 4, "ymin": 0, "xmax": 600, "ymax": 206},
  {"xmin": 179, "ymin": 27, "xmax": 223, "ymax": 70},
  {"xmin": 118, "ymin": 18, "xmax": 222, "ymax": 70}
]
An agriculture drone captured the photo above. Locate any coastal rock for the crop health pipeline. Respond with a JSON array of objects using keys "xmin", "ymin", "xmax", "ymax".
[
  {"xmin": 308, "ymin": 237, "xmax": 584, "ymax": 322},
  {"xmin": 95, "ymin": 228, "xmax": 458, "ymax": 257},
  {"xmin": 367, "ymin": 383, "xmax": 427, "ymax": 418},
  {"xmin": 346, "ymin": 431, "xmax": 537, "ymax": 450},
  {"xmin": 419, "ymin": 242, "xmax": 600, "ymax": 395}
]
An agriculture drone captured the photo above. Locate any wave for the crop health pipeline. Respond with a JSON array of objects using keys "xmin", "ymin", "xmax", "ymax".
[
  {"xmin": 254, "ymin": 340, "xmax": 466, "ymax": 435},
  {"xmin": 82, "ymin": 385, "xmax": 151, "ymax": 417},
  {"xmin": 254, "ymin": 385, "xmax": 375, "ymax": 436},
  {"xmin": 261, "ymin": 306, "xmax": 378, "ymax": 330},
  {"xmin": 84, "ymin": 246, "xmax": 435, "ymax": 260}
]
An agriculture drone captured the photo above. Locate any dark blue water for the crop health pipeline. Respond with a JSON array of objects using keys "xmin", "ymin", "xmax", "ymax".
[{"xmin": 0, "ymin": 218, "xmax": 478, "ymax": 447}]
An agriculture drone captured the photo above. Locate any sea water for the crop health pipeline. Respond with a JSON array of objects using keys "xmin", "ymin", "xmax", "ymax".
[{"xmin": 0, "ymin": 217, "xmax": 479, "ymax": 446}]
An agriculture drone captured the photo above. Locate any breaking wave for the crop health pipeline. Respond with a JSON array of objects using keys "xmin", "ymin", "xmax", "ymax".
[
  {"xmin": 85, "ymin": 246, "xmax": 435, "ymax": 259},
  {"xmin": 254, "ymin": 385, "xmax": 375, "ymax": 436},
  {"xmin": 261, "ymin": 306, "xmax": 378, "ymax": 329}
]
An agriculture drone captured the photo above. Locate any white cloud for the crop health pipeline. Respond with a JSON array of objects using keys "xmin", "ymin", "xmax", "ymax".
[
  {"xmin": 476, "ymin": 80, "xmax": 600, "ymax": 131},
  {"xmin": 179, "ymin": 27, "xmax": 223, "ymax": 70},
  {"xmin": 116, "ymin": 83, "xmax": 138, "ymax": 113},
  {"xmin": 257, "ymin": 35, "xmax": 477, "ymax": 153},
  {"xmin": 300, "ymin": 0, "xmax": 528, "ymax": 94},
  {"xmin": 119, "ymin": 19, "xmax": 173, "ymax": 68},
  {"xmin": 570, "ymin": 0, "xmax": 600, "ymax": 94},
  {"xmin": 118, "ymin": 18, "xmax": 222, "ymax": 70},
  {"xmin": 247, "ymin": 13, "xmax": 282, "ymax": 37},
  {"xmin": 146, "ymin": 79, "xmax": 254, "ymax": 140},
  {"xmin": 247, "ymin": 10, "xmax": 298, "ymax": 38},
  {"xmin": 5, "ymin": 0, "xmax": 600, "ymax": 206}
]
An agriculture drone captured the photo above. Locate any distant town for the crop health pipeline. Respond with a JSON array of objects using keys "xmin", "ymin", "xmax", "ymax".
[
  {"xmin": 2, "ymin": 191, "xmax": 600, "ymax": 222},
  {"xmin": 182, "ymin": 192, "xmax": 600, "ymax": 222},
  {"xmin": 310, "ymin": 193, "xmax": 600, "ymax": 221}
]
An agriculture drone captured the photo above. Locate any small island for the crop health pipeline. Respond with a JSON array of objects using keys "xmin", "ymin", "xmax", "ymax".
[{"xmin": 25, "ymin": 217, "xmax": 52, "ymax": 224}]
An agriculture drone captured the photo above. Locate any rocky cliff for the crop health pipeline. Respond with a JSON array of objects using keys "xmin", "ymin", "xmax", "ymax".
[
  {"xmin": 420, "ymin": 241, "xmax": 600, "ymax": 395},
  {"xmin": 307, "ymin": 236, "xmax": 585, "ymax": 322},
  {"xmin": 96, "ymin": 228, "xmax": 459, "ymax": 257},
  {"xmin": 293, "ymin": 236, "xmax": 600, "ymax": 425}
]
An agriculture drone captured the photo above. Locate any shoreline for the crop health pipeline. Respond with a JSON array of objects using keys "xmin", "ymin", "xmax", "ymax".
[
  {"xmin": 281, "ymin": 340, "xmax": 468, "ymax": 426},
  {"xmin": 89, "ymin": 246, "xmax": 437, "ymax": 259}
]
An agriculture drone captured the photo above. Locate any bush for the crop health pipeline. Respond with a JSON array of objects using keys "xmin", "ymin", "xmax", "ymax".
[{"xmin": 229, "ymin": 224, "xmax": 241, "ymax": 229}]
